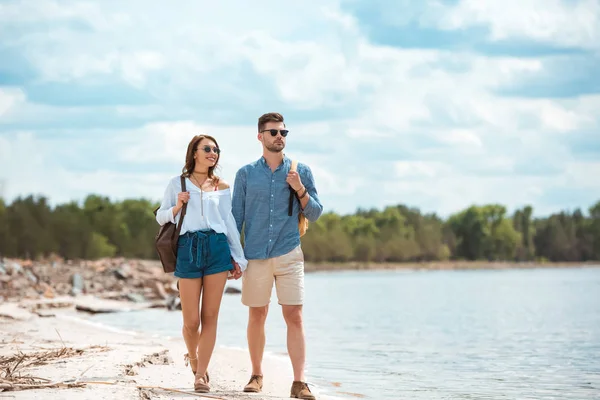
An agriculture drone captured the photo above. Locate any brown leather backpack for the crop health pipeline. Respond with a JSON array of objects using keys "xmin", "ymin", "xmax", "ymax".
[
  {"xmin": 153, "ymin": 175, "xmax": 187, "ymax": 273},
  {"xmin": 289, "ymin": 160, "xmax": 309, "ymax": 237}
]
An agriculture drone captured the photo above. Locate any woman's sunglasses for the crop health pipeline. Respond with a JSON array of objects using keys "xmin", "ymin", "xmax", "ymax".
[
  {"xmin": 261, "ymin": 129, "xmax": 289, "ymax": 137},
  {"xmin": 198, "ymin": 145, "xmax": 220, "ymax": 154}
]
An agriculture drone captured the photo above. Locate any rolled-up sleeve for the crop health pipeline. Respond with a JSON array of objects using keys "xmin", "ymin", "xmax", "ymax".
[
  {"xmin": 301, "ymin": 165, "xmax": 323, "ymax": 222},
  {"xmin": 232, "ymin": 168, "xmax": 246, "ymax": 234},
  {"xmin": 219, "ymin": 190, "xmax": 248, "ymax": 271},
  {"xmin": 156, "ymin": 179, "xmax": 177, "ymax": 226}
]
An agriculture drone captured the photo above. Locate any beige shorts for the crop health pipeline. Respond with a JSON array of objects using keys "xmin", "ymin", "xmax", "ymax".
[{"xmin": 241, "ymin": 245, "xmax": 305, "ymax": 307}]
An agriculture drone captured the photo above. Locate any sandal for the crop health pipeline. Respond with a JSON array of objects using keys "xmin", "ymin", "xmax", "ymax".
[
  {"xmin": 194, "ymin": 373, "xmax": 210, "ymax": 393},
  {"xmin": 184, "ymin": 353, "xmax": 210, "ymax": 381}
]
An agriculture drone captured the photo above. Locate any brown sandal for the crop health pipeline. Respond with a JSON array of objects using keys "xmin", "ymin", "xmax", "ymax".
[
  {"xmin": 184, "ymin": 353, "xmax": 210, "ymax": 381},
  {"xmin": 194, "ymin": 373, "xmax": 210, "ymax": 393}
]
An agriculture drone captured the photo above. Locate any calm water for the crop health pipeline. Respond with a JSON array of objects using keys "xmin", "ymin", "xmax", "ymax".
[{"xmin": 92, "ymin": 267, "xmax": 600, "ymax": 399}]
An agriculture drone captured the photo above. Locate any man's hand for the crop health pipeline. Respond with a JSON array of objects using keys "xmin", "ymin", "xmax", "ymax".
[
  {"xmin": 228, "ymin": 259, "xmax": 243, "ymax": 280},
  {"xmin": 286, "ymin": 171, "xmax": 303, "ymax": 192}
]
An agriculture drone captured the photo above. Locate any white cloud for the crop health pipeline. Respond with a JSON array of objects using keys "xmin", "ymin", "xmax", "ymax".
[
  {"xmin": 563, "ymin": 162, "xmax": 600, "ymax": 188},
  {"xmin": 0, "ymin": 132, "xmax": 53, "ymax": 200},
  {"xmin": 0, "ymin": 0, "xmax": 599, "ymax": 217},
  {"xmin": 394, "ymin": 161, "xmax": 444, "ymax": 179},
  {"xmin": 0, "ymin": 88, "xmax": 26, "ymax": 118},
  {"xmin": 436, "ymin": 129, "xmax": 483, "ymax": 149},
  {"xmin": 117, "ymin": 121, "xmax": 261, "ymax": 178},
  {"xmin": 433, "ymin": 0, "xmax": 600, "ymax": 51}
]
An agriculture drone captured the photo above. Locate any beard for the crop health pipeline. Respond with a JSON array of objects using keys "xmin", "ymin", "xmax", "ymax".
[{"xmin": 265, "ymin": 141, "xmax": 285, "ymax": 153}]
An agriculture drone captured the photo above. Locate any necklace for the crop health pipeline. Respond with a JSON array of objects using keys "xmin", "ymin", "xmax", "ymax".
[{"xmin": 190, "ymin": 172, "xmax": 208, "ymax": 217}]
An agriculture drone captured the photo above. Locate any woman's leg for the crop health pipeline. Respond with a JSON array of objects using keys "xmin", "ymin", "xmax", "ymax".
[
  {"xmin": 179, "ymin": 278, "xmax": 203, "ymax": 374},
  {"xmin": 195, "ymin": 270, "xmax": 228, "ymax": 377}
]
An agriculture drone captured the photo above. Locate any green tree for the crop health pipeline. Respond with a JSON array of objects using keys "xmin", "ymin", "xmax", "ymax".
[
  {"xmin": 0, "ymin": 198, "xmax": 12, "ymax": 257},
  {"xmin": 589, "ymin": 201, "xmax": 600, "ymax": 260},
  {"xmin": 119, "ymin": 199, "xmax": 160, "ymax": 258},
  {"xmin": 83, "ymin": 195, "xmax": 130, "ymax": 256},
  {"xmin": 1, "ymin": 193, "xmax": 599, "ymax": 264},
  {"xmin": 5, "ymin": 195, "xmax": 57, "ymax": 259},
  {"xmin": 84, "ymin": 232, "xmax": 117, "ymax": 259},
  {"xmin": 448, "ymin": 205, "xmax": 520, "ymax": 261},
  {"xmin": 513, "ymin": 206, "xmax": 536, "ymax": 261}
]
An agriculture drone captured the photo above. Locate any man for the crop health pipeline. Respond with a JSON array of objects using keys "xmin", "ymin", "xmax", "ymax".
[{"xmin": 232, "ymin": 112, "xmax": 323, "ymax": 399}]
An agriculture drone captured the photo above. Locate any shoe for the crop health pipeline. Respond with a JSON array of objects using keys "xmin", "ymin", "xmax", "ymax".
[
  {"xmin": 290, "ymin": 381, "xmax": 316, "ymax": 399},
  {"xmin": 243, "ymin": 374, "xmax": 263, "ymax": 393},
  {"xmin": 194, "ymin": 374, "xmax": 210, "ymax": 393}
]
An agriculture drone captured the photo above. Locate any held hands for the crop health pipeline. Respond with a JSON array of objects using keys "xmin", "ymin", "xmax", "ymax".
[
  {"xmin": 228, "ymin": 258, "xmax": 243, "ymax": 280},
  {"xmin": 286, "ymin": 171, "xmax": 303, "ymax": 192}
]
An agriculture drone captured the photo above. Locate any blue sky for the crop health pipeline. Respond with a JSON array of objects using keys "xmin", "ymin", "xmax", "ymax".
[{"xmin": 1, "ymin": 0, "xmax": 599, "ymax": 217}]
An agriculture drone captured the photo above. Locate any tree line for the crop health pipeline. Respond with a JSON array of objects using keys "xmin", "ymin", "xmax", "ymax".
[{"xmin": 0, "ymin": 195, "xmax": 599, "ymax": 263}]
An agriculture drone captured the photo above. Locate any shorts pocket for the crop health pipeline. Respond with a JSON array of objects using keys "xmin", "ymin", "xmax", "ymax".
[
  {"xmin": 176, "ymin": 235, "xmax": 191, "ymax": 265},
  {"xmin": 289, "ymin": 246, "xmax": 304, "ymax": 263},
  {"xmin": 207, "ymin": 235, "xmax": 230, "ymax": 266},
  {"xmin": 177, "ymin": 234, "xmax": 189, "ymax": 248}
]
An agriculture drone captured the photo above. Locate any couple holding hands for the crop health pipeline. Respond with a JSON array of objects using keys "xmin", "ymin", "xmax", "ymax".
[{"xmin": 155, "ymin": 112, "xmax": 323, "ymax": 399}]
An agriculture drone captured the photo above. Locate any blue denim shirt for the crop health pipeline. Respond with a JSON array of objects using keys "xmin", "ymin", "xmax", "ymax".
[{"xmin": 232, "ymin": 156, "xmax": 323, "ymax": 260}]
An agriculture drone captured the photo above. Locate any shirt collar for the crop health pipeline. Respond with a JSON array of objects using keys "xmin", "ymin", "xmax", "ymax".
[{"xmin": 259, "ymin": 154, "xmax": 290, "ymax": 169}]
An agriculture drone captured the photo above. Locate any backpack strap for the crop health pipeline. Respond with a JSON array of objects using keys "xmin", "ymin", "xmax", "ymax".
[
  {"xmin": 176, "ymin": 175, "xmax": 187, "ymax": 233},
  {"xmin": 288, "ymin": 160, "xmax": 298, "ymax": 216}
]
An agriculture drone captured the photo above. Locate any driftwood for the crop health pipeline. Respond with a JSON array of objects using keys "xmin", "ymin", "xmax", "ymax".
[
  {"xmin": 0, "ymin": 347, "xmax": 85, "ymax": 373},
  {"xmin": 137, "ymin": 385, "xmax": 227, "ymax": 399},
  {"xmin": 0, "ymin": 341, "xmax": 109, "ymax": 393},
  {"xmin": 0, "ymin": 347, "xmax": 227, "ymax": 398},
  {"xmin": 0, "ymin": 380, "xmax": 86, "ymax": 391}
]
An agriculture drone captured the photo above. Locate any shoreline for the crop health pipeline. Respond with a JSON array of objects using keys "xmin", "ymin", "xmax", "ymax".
[
  {"xmin": 304, "ymin": 260, "xmax": 600, "ymax": 272},
  {"xmin": 0, "ymin": 306, "xmax": 339, "ymax": 399}
]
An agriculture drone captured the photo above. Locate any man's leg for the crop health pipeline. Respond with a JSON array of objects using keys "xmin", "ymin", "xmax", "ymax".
[
  {"xmin": 281, "ymin": 305, "xmax": 305, "ymax": 381},
  {"xmin": 241, "ymin": 259, "xmax": 274, "ymax": 392},
  {"xmin": 248, "ymin": 305, "xmax": 269, "ymax": 375},
  {"xmin": 275, "ymin": 246, "xmax": 315, "ymax": 399}
]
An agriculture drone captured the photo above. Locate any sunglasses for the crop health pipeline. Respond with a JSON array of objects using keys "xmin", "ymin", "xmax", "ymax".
[
  {"xmin": 198, "ymin": 145, "xmax": 220, "ymax": 154},
  {"xmin": 261, "ymin": 129, "xmax": 289, "ymax": 137}
]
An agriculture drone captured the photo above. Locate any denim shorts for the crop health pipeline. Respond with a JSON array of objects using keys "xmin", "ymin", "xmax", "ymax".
[{"xmin": 175, "ymin": 230, "xmax": 233, "ymax": 279}]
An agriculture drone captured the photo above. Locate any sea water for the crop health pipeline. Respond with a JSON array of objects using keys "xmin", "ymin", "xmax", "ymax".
[{"xmin": 92, "ymin": 266, "xmax": 600, "ymax": 399}]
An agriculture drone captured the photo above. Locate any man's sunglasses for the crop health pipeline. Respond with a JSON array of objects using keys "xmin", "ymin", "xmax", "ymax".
[
  {"xmin": 261, "ymin": 129, "xmax": 289, "ymax": 137},
  {"xmin": 198, "ymin": 145, "xmax": 220, "ymax": 154}
]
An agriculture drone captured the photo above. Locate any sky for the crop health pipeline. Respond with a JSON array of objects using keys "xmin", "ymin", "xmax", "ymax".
[{"xmin": 1, "ymin": 0, "xmax": 599, "ymax": 218}]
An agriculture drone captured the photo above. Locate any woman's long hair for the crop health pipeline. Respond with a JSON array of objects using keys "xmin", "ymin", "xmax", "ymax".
[{"xmin": 182, "ymin": 135, "xmax": 220, "ymax": 185}]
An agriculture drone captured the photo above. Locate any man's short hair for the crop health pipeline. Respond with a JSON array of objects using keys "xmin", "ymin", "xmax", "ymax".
[{"xmin": 258, "ymin": 112, "xmax": 285, "ymax": 132}]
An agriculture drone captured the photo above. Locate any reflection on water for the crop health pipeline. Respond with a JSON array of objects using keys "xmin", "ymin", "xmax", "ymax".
[{"xmin": 93, "ymin": 266, "xmax": 600, "ymax": 399}]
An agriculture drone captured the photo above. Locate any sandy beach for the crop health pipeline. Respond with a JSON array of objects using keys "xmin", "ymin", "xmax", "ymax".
[{"xmin": 0, "ymin": 302, "xmax": 333, "ymax": 400}]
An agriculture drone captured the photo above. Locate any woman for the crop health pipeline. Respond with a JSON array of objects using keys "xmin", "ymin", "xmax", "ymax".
[{"xmin": 155, "ymin": 134, "xmax": 246, "ymax": 393}]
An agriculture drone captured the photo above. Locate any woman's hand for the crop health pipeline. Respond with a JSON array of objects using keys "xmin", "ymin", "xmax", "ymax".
[
  {"xmin": 173, "ymin": 191, "xmax": 190, "ymax": 216},
  {"xmin": 228, "ymin": 259, "xmax": 243, "ymax": 280},
  {"xmin": 177, "ymin": 191, "xmax": 190, "ymax": 208}
]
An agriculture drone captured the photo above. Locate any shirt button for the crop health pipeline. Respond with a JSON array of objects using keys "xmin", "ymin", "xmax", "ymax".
[
  {"xmin": 272, "ymin": 180, "xmax": 274, "ymax": 182},
  {"xmin": 270, "ymin": 209, "xmax": 273, "ymax": 212}
]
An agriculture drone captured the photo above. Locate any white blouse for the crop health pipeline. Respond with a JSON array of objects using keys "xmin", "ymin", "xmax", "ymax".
[{"xmin": 155, "ymin": 176, "xmax": 247, "ymax": 271}]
